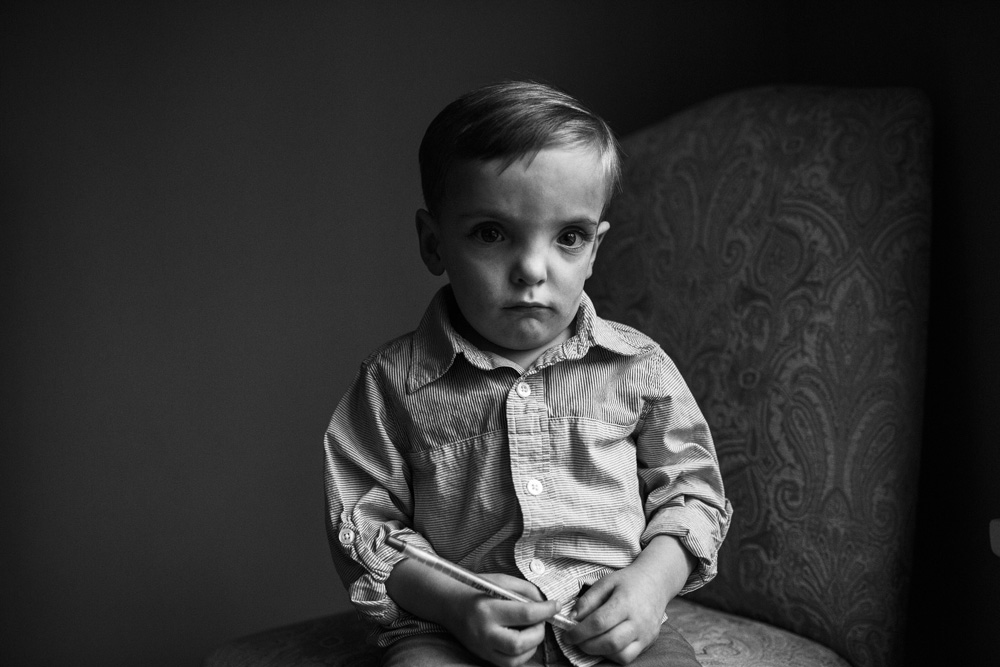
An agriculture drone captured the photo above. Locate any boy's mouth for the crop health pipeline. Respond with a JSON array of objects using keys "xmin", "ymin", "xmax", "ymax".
[{"xmin": 506, "ymin": 302, "xmax": 548, "ymax": 310}]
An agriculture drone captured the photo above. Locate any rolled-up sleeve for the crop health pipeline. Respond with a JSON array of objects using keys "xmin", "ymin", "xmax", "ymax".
[
  {"xmin": 635, "ymin": 351, "xmax": 733, "ymax": 595},
  {"xmin": 324, "ymin": 359, "xmax": 438, "ymax": 640}
]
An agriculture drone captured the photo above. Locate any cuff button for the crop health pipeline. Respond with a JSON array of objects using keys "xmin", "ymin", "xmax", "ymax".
[{"xmin": 338, "ymin": 527, "xmax": 356, "ymax": 546}]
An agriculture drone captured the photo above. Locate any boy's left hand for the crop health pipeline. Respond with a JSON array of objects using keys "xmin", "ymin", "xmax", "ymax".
[
  {"xmin": 563, "ymin": 565, "xmax": 667, "ymax": 664},
  {"xmin": 563, "ymin": 535, "xmax": 695, "ymax": 665}
]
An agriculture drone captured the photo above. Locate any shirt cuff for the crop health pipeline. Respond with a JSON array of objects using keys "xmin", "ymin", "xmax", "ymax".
[
  {"xmin": 337, "ymin": 513, "xmax": 435, "ymax": 628},
  {"xmin": 640, "ymin": 496, "xmax": 733, "ymax": 595}
]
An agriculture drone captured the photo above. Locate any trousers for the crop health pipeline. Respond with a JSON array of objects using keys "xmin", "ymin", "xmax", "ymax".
[{"xmin": 379, "ymin": 623, "xmax": 702, "ymax": 667}]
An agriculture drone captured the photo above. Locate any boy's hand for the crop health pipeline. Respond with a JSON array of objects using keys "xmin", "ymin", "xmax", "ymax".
[
  {"xmin": 563, "ymin": 565, "xmax": 668, "ymax": 664},
  {"xmin": 447, "ymin": 573, "xmax": 560, "ymax": 667},
  {"xmin": 564, "ymin": 535, "xmax": 695, "ymax": 665},
  {"xmin": 387, "ymin": 557, "xmax": 559, "ymax": 667}
]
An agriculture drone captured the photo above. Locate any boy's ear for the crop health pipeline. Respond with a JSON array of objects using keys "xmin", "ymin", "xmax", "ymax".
[
  {"xmin": 586, "ymin": 220, "xmax": 612, "ymax": 278},
  {"xmin": 416, "ymin": 209, "xmax": 446, "ymax": 276}
]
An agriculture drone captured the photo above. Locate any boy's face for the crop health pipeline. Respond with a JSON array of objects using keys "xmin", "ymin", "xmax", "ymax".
[{"xmin": 417, "ymin": 143, "xmax": 610, "ymax": 362}]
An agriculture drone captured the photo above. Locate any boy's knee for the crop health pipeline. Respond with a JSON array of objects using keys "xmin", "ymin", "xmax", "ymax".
[{"xmin": 380, "ymin": 632, "xmax": 490, "ymax": 667}]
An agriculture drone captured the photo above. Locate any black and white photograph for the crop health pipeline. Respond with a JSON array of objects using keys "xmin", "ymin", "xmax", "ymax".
[{"xmin": 3, "ymin": 2, "xmax": 998, "ymax": 666}]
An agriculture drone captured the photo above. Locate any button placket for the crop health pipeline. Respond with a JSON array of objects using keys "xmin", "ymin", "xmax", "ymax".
[
  {"xmin": 508, "ymin": 372, "xmax": 551, "ymax": 583},
  {"xmin": 511, "ymin": 376, "xmax": 546, "ymax": 509}
]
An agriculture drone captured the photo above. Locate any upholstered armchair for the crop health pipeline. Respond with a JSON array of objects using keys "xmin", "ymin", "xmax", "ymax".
[{"xmin": 204, "ymin": 86, "xmax": 932, "ymax": 667}]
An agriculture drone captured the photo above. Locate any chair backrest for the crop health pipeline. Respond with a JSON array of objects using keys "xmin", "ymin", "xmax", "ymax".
[{"xmin": 587, "ymin": 87, "xmax": 932, "ymax": 667}]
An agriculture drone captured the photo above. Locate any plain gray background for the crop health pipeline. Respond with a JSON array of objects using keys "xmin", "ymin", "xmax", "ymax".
[{"xmin": 3, "ymin": 2, "xmax": 998, "ymax": 665}]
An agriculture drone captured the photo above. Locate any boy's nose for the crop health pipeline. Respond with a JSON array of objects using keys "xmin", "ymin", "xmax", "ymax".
[{"xmin": 511, "ymin": 248, "xmax": 547, "ymax": 285}]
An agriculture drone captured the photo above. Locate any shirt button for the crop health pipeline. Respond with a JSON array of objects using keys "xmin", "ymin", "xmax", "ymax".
[
  {"xmin": 338, "ymin": 527, "xmax": 356, "ymax": 546},
  {"xmin": 515, "ymin": 382, "xmax": 531, "ymax": 398},
  {"xmin": 529, "ymin": 558, "xmax": 546, "ymax": 574},
  {"xmin": 526, "ymin": 479, "xmax": 544, "ymax": 495}
]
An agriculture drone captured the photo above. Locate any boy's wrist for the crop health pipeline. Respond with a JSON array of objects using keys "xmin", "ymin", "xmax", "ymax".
[
  {"xmin": 385, "ymin": 556, "xmax": 464, "ymax": 630},
  {"xmin": 633, "ymin": 534, "xmax": 696, "ymax": 600}
]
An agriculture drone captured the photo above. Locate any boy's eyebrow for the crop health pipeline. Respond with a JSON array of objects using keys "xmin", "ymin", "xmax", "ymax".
[{"xmin": 455, "ymin": 209, "xmax": 601, "ymax": 227}]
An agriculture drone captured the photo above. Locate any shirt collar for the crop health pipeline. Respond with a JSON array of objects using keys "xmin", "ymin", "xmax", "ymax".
[{"xmin": 406, "ymin": 285, "xmax": 646, "ymax": 393}]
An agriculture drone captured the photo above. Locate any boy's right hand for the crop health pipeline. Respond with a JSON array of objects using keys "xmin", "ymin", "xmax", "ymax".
[
  {"xmin": 446, "ymin": 573, "xmax": 560, "ymax": 667},
  {"xmin": 386, "ymin": 557, "xmax": 560, "ymax": 667}
]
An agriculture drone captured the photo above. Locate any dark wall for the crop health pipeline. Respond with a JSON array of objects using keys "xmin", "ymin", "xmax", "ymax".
[{"xmin": 2, "ymin": 2, "xmax": 996, "ymax": 665}]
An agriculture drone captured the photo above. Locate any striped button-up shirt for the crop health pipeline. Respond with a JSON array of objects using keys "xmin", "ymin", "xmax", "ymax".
[{"xmin": 324, "ymin": 286, "xmax": 731, "ymax": 666}]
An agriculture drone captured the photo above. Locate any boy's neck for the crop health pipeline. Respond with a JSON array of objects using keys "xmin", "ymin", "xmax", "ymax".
[
  {"xmin": 449, "ymin": 302, "xmax": 574, "ymax": 372},
  {"xmin": 481, "ymin": 326, "xmax": 573, "ymax": 371}
]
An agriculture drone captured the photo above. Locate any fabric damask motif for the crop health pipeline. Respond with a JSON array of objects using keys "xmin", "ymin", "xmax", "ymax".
[
  {"xmin": 667, "ymin": 597, "xmax": 851, "ymax": 667},
  {"xmin": 588, "ymin": 88, "xmax": 931, "ymax": 667}
]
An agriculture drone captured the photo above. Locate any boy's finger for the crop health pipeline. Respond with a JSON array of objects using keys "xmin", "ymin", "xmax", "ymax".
[
  {"xmin": 491, "ymin": 621, "xmax": 546, "ymax": 658},
  {"xmin": 497, "ymin": 599, "xmax": 561, "ymax": 627},
  {"xmin": 496, "ymin": 575, "xmax": 546, "ymax": 602},
  {"xmin": 574, "ymin": 618, "xmax": 637, "ymax": 659},
  {"xmin": 571, "ymin": 579, "xmax": 614, "ymax": 621}
]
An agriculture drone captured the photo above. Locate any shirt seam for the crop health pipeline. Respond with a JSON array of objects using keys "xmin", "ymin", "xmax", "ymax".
[{"xmin": 366, "ymin": 355, "xmax": 412, "ymax": 456}]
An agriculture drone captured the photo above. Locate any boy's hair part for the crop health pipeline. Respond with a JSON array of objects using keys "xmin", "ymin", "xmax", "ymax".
[{"xmin": 419, "ymin": 80, "xmax": 622, "ymax": 217}]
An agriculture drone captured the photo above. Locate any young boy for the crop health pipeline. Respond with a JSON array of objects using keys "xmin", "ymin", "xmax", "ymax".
[{"xmin": 325, "ymin": 81, "xmax": 731, "ymax": 667}]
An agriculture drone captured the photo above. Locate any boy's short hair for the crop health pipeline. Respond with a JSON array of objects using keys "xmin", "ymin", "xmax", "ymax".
[{"xmin": 419, "ymin": 80, "xmax": 622, "ymax": 217}]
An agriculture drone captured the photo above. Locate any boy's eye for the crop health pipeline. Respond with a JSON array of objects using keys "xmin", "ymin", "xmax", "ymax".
[
  {"xmin": 472, "ymin": 227, "xmax": 504, "ymax": 244},
  {"xmin": 557, "ymin": 229, "xmax": 590, "ymax": 249}
]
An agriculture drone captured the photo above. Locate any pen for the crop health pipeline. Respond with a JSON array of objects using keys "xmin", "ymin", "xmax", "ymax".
[{"xmin": 386, "ymin": 535, "xmax": 578, "ymax": 630}]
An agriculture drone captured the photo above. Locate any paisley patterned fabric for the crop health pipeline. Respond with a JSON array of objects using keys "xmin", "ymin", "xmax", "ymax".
[
  {"xmin": 668, "ymin": 598, "xmax": 851, "ymax": 667},
  {"xmin": 587, "ymin": 87, "xmax": 932, "ymax": 667}
]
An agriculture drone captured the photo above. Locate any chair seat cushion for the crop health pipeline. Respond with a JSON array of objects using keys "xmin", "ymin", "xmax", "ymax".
[
  {"xmin": 668, "ymin": 598, "xmax": 851, "ymax": 667},
  {"xmin": 204, "ymin": 599, "xmax": 850, "ymax": 666},
  {"xmin": 203, "ymin": 611, "xmax": 380, "ymax": 667}
]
